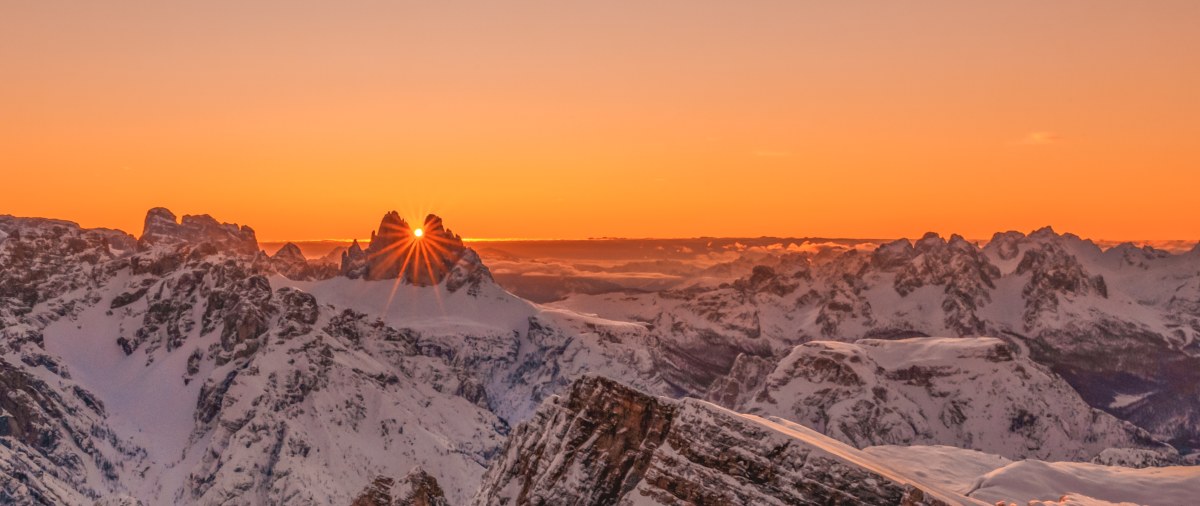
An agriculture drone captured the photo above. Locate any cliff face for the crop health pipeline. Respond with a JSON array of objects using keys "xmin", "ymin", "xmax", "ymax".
[{"xmin": 472, "ymin": 376, "xmax": 970, "ymax": 506}]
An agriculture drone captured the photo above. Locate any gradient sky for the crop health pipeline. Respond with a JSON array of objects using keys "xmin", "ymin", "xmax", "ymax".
[{"xmin": 2, "ymin": 1, "xmax": 1197, "ymax": 241}]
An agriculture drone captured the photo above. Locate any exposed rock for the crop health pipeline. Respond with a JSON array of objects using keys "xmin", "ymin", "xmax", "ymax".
[
  {"xmin": 350, "ymin": 468, "xmax": 449, "ymax": 506},
  {"xmin": 340, "ymin": 212, "xmax": 491, "ymax": 292},
  {"xmin": 137, "ymin": 208, "xmax": 259, "ymax": 255},
  {"xmin": 270, "ymin": 243, "xmax": 339, "ymax": 281}
]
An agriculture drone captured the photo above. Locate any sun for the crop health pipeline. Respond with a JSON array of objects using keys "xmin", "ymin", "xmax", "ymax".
[{"xmin": 413, "ymin": 228, "xmax": 424, "ymax": 238}]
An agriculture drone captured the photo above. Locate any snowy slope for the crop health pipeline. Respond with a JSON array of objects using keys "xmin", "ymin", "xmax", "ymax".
[
  {"xmin": 729, "ymin": 337, "xmax": 1177, "ymax": 463},
  {"xmin": 865, "ymin": 445, "xmax": 1200, "ymax": 506}
]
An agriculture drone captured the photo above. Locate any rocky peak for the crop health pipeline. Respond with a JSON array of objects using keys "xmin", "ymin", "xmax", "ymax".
[
  {"xmin": 871, "ymin": 238, "xmax": 916, "ymax": 270},
  {"xmin": 271, "ymin": 243, "xmax": 306, "ymax": 263},
  {"xmin": 340, "ymin": 212, "xmax": 491, "ymax": 291},
  {"xmin": 1029, "ymin": 225, "xmax": 1060, "ymax": 240},
  {"xmin": 986, "ymin": 230, "xmax": 1027, "ymax": 260},
  {"xmin": 1015, "ymin": 241, "xmax": 1108, "ymax": 326},
  {"xmin": 732, "ymin": 265, "xmax": 798, "ymax": 297},
  {"xmin": 914, "ymin": 231, "xmax": 945, "ymax": 251},
  {"xmin": 888, "ymin": 232, "xmax": 1000, "ymax": 335},
  {"xmin": 269, "ymin": 242, "xmax": 338, "ymax": 281},
  {"xmin": 138, "ymin": 207, "xmax": 259, "ymax": 255}
]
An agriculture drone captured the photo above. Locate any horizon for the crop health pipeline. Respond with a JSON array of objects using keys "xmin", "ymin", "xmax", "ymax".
[{"xmin": 6, "ymin": 207, "xmax": 1199, "ymax": 249}]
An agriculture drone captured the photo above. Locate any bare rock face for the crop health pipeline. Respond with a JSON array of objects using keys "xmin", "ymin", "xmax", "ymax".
[
  {"xmin": 340, "ymin": 212, "xmax": 491, "ymax": 292},
  {"xmin": 472, "ymin": 375, "xmax": 958, "ymax": 506},
  {"xmin": 137, "ymin": 208, "xmax": 259, "ymax": 255},
  {"xmin": 350, "ymin": 468, "xmax": 449, "ymax": 506}
]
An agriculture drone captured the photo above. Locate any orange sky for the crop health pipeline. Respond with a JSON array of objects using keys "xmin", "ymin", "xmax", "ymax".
[{"xmin": 2, "ymin": 1, "xmax": 1198, "ymax": 241}]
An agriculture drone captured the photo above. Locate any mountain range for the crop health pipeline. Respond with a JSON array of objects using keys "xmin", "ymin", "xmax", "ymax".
[{"xmin": 1, "ymin": 209, "xmax": 1198, "ymax": 505}]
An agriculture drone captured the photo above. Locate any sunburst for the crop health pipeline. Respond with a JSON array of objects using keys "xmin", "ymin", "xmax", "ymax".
[{"xmin": 369, "ymin": 215, "xmax": 460, "ymax": 314}]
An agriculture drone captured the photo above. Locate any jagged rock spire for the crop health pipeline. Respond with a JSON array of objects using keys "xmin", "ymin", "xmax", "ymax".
[{"xmin": 341, "ymin": 211, "xmax": 490, "ymax": 290}]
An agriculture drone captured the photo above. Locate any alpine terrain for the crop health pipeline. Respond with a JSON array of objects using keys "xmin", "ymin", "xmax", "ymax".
[{"xmin": 1, "ymin": 209, "xmax": 1198, "ymax": 505}]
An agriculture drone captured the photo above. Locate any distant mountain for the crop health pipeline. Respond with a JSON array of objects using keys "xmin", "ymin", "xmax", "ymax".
[{"xmin": 552, "ymin": 228, "xmax": 1200, "ymax": 450}]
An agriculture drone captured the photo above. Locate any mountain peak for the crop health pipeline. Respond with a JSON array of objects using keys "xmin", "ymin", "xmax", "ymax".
[
  {"xmin": 271, "ymin": 242, "xmax": 306, "ymax": 263},
  {"xmin": 341, "ymin": 211, "xmax": 489, "ymax": 289},
  {"xmin": 138, "ymin": 207, "xmax": 258, "ymax": 254}
]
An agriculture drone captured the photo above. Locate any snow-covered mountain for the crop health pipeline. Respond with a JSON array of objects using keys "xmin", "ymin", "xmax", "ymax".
[
  {"xmin": 552, "ymin": 229, "xmax": 1200, "ymax": 450},
  {"xmin": 0, "ymin": 209, "xmax": 663, "ymax": 505},
  {"xmin": 2, "ymin": 209, "xmax": 1198, "ymax": 505},
  {"xmin": 714, "ymin": 336, "xmax": 1176, "ymax": 464}
]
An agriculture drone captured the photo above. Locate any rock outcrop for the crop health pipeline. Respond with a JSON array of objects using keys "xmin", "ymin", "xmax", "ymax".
[
  {"xmin": 137, "ymin": 207, "xmax": 259, "ymax": 255},
  {"xmin": 350, "ymin": 468, "xmax": 449, "ymax": 506}
]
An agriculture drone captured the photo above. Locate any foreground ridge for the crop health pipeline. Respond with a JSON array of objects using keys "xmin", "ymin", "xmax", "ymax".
[{"xmin": 472, "ymin": 375, "xmax": 971, "ymax": 505}]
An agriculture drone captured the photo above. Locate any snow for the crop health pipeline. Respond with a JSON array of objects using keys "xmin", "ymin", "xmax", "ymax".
[
  {"xmin": 272, "ymin": 275, "xmax": 536, "ymax": 334},
  {"xmin": 713, "ymin": 405, "xmax": 988, "ymax": 505},
  {"xmin": 737, "ymin": 336, "xmax": 1168, "ymax": 462},
  {"xmin": 863, "ymin": 445, "xmax": 1012, "ymax": 494},
  {"xmin": 41, "ymin": 272, "xmax": 218, "ymax": 502},
  {"xmin": 864, "ymin": 444, "xmax": 1200, "ymax": 506},
  {"xmin": 1110, "ymin": 392, "xmax": 1155, "ymax": 409},
  {"xmin": 853, "ymin": 336, "xmax": 1005, "ymax": 369},
  {"xmin": 970, "ymin": 459, "xmax": 1200, "ymax": 506}
]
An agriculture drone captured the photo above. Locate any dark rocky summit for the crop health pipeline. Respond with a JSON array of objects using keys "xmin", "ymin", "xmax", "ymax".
[{"xmin": 341, "ymin": 212, "xmax": 491, "ymax": 292}]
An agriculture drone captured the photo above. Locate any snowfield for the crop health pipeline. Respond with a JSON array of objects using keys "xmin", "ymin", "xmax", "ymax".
[{"xmin": 866, "ymin": 445, "xmax": 1200, "ymax": 506}]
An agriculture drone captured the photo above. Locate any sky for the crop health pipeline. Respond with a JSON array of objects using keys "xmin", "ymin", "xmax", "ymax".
[{"xmin": 2, "ymin": 1, "xmax": 1198, "ymax": 241}]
